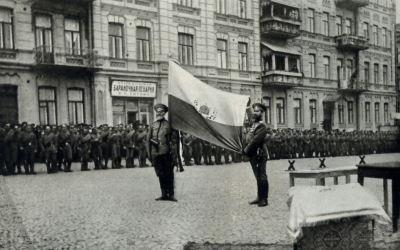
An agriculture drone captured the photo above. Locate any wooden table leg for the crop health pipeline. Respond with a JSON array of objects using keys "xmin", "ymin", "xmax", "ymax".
[
  {"xmin": 290, "ymin": 177, "xmax": 295, "ymax": 187},
  {"xmin": 392, "ymin": 177, "xmax": 399, "ymax": 232},
  {"xmin": 383, "ymin": 179, "xmax": 388, "ymax": 214},
  {"xmin": 345, "ymin": 174, "xmax": 351, "ymax": 184},
  {"xmin": 334, "ymin": 177, "xmax": 338, "ymax": 185},
  {"xmin": 316, "ymin": 178, "xmax": 325, "ymax": 186},
  {"xmin": 357, "ymin": 171, "xmax": 364, "ymax": 186}
]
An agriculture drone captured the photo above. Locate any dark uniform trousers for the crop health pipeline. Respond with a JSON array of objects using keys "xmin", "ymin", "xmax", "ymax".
[
  {"xmin": 214, "ymin": 145, "xmax": 222, "ymax": 165},
  {"xmin": 249, "ymin": 153, "xmax": 269, "ymax": 201},
  {"xmin": 153, "ymin": 154, "xmax": 175, "ymax": 196},
  {"xmin": 91, "ymin": 142, "xmax": 104, "ymax": 169},
  {"xmin": 44, "ymin": 145, "xmax": 57, "ymax": 173}
]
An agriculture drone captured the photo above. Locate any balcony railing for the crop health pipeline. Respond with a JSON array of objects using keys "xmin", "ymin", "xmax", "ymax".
[
  {"xmin": 338, "ymin": 79, "xmax": 369, "ymax": 93},
  {"xmin": 262, "ymin": 71, "xmax": 302, "ymax": 87},
  {"xmin": 260, "ymin": 16, "xmax": 301, "ymax": 39},
  {"xmin": 336, "ymin": 34, "xmax": 369, "ymax": 51},
  {"xmin": 33, "ymin": 46, "xmax": 101, "ymax": 69},
  {"xmin": 335, "ymin": 0, "xmax": 369, "ymax": 9}
]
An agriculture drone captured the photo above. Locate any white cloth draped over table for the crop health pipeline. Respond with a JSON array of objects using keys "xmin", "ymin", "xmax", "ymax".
[{"xmin": 287, "ymin": 183, "xmax": 391, "ymax": 243}]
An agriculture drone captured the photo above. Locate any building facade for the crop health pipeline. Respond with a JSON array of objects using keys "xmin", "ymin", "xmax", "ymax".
[
  {"xmin": 260, "ymin": 0, "xmax": 397, "ymax": 131},
  {"xmin": 0, "ymin": 0, "xmax": 261, "ymax": 126},
  {"xmin": 395, "ymin": 23, "xmax": 400, "ymax": 119}
]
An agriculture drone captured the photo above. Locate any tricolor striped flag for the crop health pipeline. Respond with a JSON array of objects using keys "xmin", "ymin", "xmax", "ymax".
[{"xmin": 168, "ymin": 60, "xmax": 249, "ymax": 153}]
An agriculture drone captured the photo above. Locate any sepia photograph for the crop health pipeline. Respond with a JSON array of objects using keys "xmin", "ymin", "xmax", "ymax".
[{"xmin": 0, "ymin": 0, "xmax": 400, "ymax": 249}]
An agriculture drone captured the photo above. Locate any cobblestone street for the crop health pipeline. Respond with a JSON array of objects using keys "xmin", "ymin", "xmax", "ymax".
[{"xmin": 1, "ymin": 154, "xmax": 400, "ymax": 250}]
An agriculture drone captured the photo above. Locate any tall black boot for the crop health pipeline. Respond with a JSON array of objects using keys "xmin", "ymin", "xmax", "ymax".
[
  {"xmin": 155, "ymin": 178, "xmax": 168, "ymax": 201},
  {"xmin": 258, "ymin": 180, "xmax": 269, "ymax": 207},
  {"xmin": 94, "ymin": 160, "xmax": 100, "ymax": 170},
  {"xmin": 46, "ymin": 162, "xmax": 51, "ymax": 174},
  {"xmin": 30, "ymin": 163, "xmax": 36, "ymax": 175},
  {"xmin": 249, "ymin": 180, "xmax": 260, "ymax": 205},
  {"xmin": 24, "ymin": 163, "xmax": 30, "ymax": 175},
  {"xmin": 104, "ymin": 159, "xmax": 109, "ymax": 169},
  {"xmin": 66, "ymin": 161, "xmax": 73, "ymax": 172},
  {"xmin": 167, "ymin": 177, "xmax": 177, "ymax": 202}
]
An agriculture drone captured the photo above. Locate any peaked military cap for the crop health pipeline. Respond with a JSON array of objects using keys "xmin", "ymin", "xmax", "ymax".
[
  {"xmin": 252, "ymin": 103, "xmax": 266, "ymax": 112},
  {"xmin": 154, "ymin": 103, "xmax": 168, "ymax": 112}
]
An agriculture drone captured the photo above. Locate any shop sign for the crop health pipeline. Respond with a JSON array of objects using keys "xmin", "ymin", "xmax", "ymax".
[{"xmin": 111, "ymin": 81, "xmax": 156, "ymax": 98}]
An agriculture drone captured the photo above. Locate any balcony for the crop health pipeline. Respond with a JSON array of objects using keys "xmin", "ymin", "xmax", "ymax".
[
  {"xmin": 262, "ymin": 71, "xmax": 302, "ymax": 88},
  {"xmin": 33, "ymin": 46, "xmax": 102, "ymax": 70},
  {"xmin": 260, "ymin": 16, "xmax": 301, "ymax": 40},
  {"xmin": 336, "ymin": 34, "xmax": 369, "ymax": 51},
  {"xmin": 338, "ymin": 79, "xmax": 369, "ymax": 93},
  {"xmin": 335, "ymin": 0, "xmax": 369, "ymax": 9}
]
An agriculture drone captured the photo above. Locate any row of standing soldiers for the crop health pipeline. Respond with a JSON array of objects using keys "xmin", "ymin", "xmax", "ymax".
[{"xmin": 0, "ymin": 122, "xmax": 149, "ymax": 175}]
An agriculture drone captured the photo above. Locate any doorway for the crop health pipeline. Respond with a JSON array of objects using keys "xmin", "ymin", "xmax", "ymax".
[
  {"xmin": 323, "ymin": 102, "xmax": 334, "ymax": 131},
  {"xmin": 0, "ymin": 85, "xmax": 18, "ymax": 124}
]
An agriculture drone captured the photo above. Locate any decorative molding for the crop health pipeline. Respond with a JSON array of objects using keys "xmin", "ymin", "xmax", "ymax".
[
  {"xmin": 173, "ymin": 16, "xmax": 201, "ymax": 27},
  {"xmin": 217, "ymin": 70, "xmax": 229, "ymax": 76},
  {"xmin": 0, "ymin": 51, "xmax": 16, "ymax": 60},
  {"xmin": 172, "ymin": 3, "xmax": 200, "ymax": 16},
  {"xmin": 66, "ymin": 58, "xmax": 84, "ymax": 65},
  {"xmin": 215, "ymin": 24, "xmax": 253, "ymax": 36},
  {"xmin": 239, "ymin": 73, "xmax": 250, "ymax": 78},
  {"xmin": 137, "ymin": 63, "xmax": 153, "ymax": 70},
  {"xmin": 110, "ymin": 61, "xmax": 126, "ymax": 68},
  {"xmin": 102, "ymin": 4, "xmax": 158, "ymax": 19}
]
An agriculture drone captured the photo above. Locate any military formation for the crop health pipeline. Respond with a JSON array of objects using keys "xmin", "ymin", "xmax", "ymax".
[{"xmin": 0, "ymin": 121, "xmax": 399, "ymax": 177}]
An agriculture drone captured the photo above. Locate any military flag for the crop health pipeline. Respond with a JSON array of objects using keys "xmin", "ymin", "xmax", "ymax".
[{"xmin": 168, "ymin": 60, "xmax": 249, "ymax": 153}]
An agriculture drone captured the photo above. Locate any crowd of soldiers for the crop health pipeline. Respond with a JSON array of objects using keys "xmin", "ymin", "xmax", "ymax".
[{"xmin": 0, "ymin": 121, "xmax": 399, "ymax": 176}]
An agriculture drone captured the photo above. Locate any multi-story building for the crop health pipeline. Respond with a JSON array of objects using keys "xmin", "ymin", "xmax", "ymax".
[
  {"xmin": 0, "ymin": 0, "xmax": 261, "ymax": 126},
  {"xmin": 396, "ymin": 23, "xmax": 400, "ymax": 119},
  {"xmin": 260, "ymin": 0, "xmax": 397, "ymax": 131}
]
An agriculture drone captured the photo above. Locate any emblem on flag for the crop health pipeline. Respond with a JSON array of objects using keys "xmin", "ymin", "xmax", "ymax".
[{"xmin": 194, "ymin": 100, "xmax": 217, "ymax": 120}]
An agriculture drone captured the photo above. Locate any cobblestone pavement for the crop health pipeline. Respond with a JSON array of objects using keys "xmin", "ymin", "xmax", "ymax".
[{"xmin": 0, "ymin": 154, "xmax": 399, "ymax": 250}]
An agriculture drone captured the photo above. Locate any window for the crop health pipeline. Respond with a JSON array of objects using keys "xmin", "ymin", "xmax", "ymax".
[
  {"xmin": 345, "ymin": 18, "xmax": 352, "ymax": 35},
  {"xmin": 178, "ymin": 33, "xmax": 194, "ymax": 65},
  {"xmin": 0, "ymin": 8, "xmax": 13, "ymax": 49},
  {"xmin": 177, "ymin": 0, "xmax": 192, "ymax": 7},
  {"xmin": 109, "ymin": 23, "xmax": 123, "ymax": 58},
  {"xmin": 238, "ymin": 0, "xmax": 246, "ymax": 18},
  {"xmin": 365, "ymin": 102, "xmax": 370, "ymax": 123},
  {"xmin": 310, "ymin": 99, "xmax": 317, "ymax": 124},
  {"xmin": 35, "ymin": 14, "xmax": 53, "ymax": 52},
  {"xmin": 262, "ymin": 97, "xmax": 271, "ymax": 124},
  {"xmin": 348, "ymin": 101, "xmax": 353, "ymax": 124},
  {"xmin": 276, "ymin": 98, "xmax": 285, "ymax": 124},
  {"xmin": 375, "ymin": 102, "xmax": 380, "ymax": 123},
  {"xmin": 373, "ymin": 25, "xmax": 378, "ymax": 46},
  {"xmin": 309, "ymin": 54, "xmax": 315, "ymax": 78},
  {"xmin": 68, "ymin": 89, "xmax": 84, "ymax": 125},
  {"xmin": 64, "ymin": 18, "xmax": 80, "ymax": 55},
  {"xmin": 216, "ymin": 0, "xmax": 226, "ymax": 14},
  {"xmin": 308, "ymin": 9, "xmax": 315, "ymax": 33},
  {"xmin": 363, "ymin": 22, "xmax": 369, "ymax": 39},
  {"xmin": 137, "ymin": 27, "xmax": 150, "ymax": 61},
  {"xmin": 337, "ymin": 58, "xmax": 343, "ymax": 80},
  {"xmin": 39, "ymin": 87, "xmax": 57, "ymax": 125},
  {"xmin": 374, "ymin": 63, "xmax": 379, "ymax": 83},
  {"xmin": 322, "ymin": 12, "xmax": 329, "ymax": 36},
  {"xmin": 383, "ymin": 65, "xmax": 388, "ymax": 85},
  {"xmin": 382, "ymin": 28, "xmax": 387, "ymax": 47},
  {"xmin": 346, "ymin": 59, "xmax": 353, "ymax": 80},
  {"xmin": 323, "ymin": 56, "xmax": 330, "ymax": 79},
  {"xmin": 364, "ymin": 62, "xmax": 369, "ymax": 83},
  {"xmin": 238, "ymin": 42, "xmax": 247, "ymax": 70},
  {"xmin": 387, "ymin": 30, "xmax": 391, "ymax": 48},
  {"xmin": 217, "ymin": 39, "xmax": 227, "ymax": 68},
  {"xmin": 338, "ymin": 104, "xmax": 344, "ymax": 124},
  {"xmin": 294, "ymin": 99, "xmax": 301, "ymax": 124},
  {"xmin": 336, "ymin": 16, "xmax": 342, "ymax": 36},
  {"xmin": 384, "ymin": 103, "xmax": 389, "ymax": 123}
]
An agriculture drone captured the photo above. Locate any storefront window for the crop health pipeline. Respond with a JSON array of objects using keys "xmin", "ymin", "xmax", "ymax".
[
  {"xmin": 39, "ymin": 87, "xmax": 57, "ymax": 125},
  {"xmin": 68, "ymin": 88, "xmax": 84, "ymax": 125},
  {"xmin": 112, "ymin": 98, "xmax": 154, "ymax": 126}
]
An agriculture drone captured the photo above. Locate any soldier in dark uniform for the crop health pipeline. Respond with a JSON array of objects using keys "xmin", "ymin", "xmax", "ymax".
[
  {"xmin": 202, "ymin": 140, "xmax": 214, "ymax": 165},
  {"xmin": 182, "ymin": 133, "xmax": 193, "ymax": 166},
  {"xmin": 78, "ymin": 127, "xmax": 91, "ymax": 171},
  {"xmin": 16, "ymin": 122, "xmax": 28, "ymax": 174},
  {"xmin": 20, "ymin": 124, "xmax": 37, "ymax": 175},
  {"xmin": 122, "ymin": 125, "xmax": 136, "ymax": 168},
  {"xmin": 214, "ymin": 144, "xmax": 223, "ymax": 165},
  {"xmin": 147, "ymin": 104, "xmax": 177, "ymax": 202},
  {"xmin": 0, "ymin": 124, "xmax": 6, "ymax": 175},
  {"xmin": 135, "ymin": 124, "xmax": 148, "ymax": 167},
  {"xmin": 40, "ymin": 126, "xmax": 58, "ymax": 174},
  {"xmin": 191, "ymin": 136, "xmax": 203, "ymax": 165},
  {"xmin": 5, "ymin": 124, "xmax": 20, "ymax": 175},
  {"xmin": 244, "ymin": 103, "xmax": 268, "ymax": 207},
  {"xmin": 223, "ymin": 147, "xmax": 231, "ymax": 164},
  {"xmin": 100, "ymin": 125, "xmax": 111, "ymax": 169},
  {"xmin": 57, "ymin": 124, "xmax": 73, "ymax": 172},
  {"xmin": 91, "ymin": 127, "xmax": 104, "ymax": 170}
]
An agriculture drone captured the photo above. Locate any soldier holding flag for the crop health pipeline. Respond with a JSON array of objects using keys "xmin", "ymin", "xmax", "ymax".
[{"xmin": 243, "ymin": 103, "xmax": 269, "ymax": 207}]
